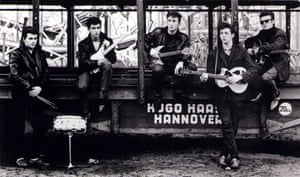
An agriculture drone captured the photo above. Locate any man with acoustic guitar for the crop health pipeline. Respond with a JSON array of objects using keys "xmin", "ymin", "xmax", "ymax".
[
  {"xmin": 245, "ymin": 11, "xmax": 290, "ymax": 110},
  {"xmin": 245, "ymin": 11, "xmax": 290, "ymax": 138},
  {"xmin": 145, "ymin": 11, "xmax": 196, "ymax": 107},
  {"xmin": 77, "ymin": 17, "xmax": 116, "ymax": 117},
  {"xmin": 200, "ymin": 23, "xmax": 257, "ymax": 169}
]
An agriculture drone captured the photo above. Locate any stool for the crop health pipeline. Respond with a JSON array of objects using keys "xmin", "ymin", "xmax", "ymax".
[{"xmin": 53, "ymin": 115, "xmax": 87, "ymax": 169}]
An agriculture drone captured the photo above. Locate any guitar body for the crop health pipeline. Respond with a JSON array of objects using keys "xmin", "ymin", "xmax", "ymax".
[
  {"xmin": 179, "ymin": 66, "xmax": 248, "ymax": 94},
  {"xmin": 215, "ymin": 67, "xmax": 248, "ymax": 94},
  {"xmin": 214, "ymin": 68, "xmax": 229, "ymax": 88}
]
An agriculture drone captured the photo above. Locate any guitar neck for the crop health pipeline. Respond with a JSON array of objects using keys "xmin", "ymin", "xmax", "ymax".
[
  {"xmin": 270, "ymin": 49, "xmax": 300, "ymax": 55},
  {"xmin": 159, "ymin": 50, "xmax": 182, "ymax": 58},
  {"xmin": 103, "ymin": 43, "xmax": 117, "ymax": 56},
  {"xmin": 187, "ymin": 70, "xmax": 227, "ymax": 80},
  {"xmin": 95, "ymin": 29, "xmax": 136, "ymax": 58}
]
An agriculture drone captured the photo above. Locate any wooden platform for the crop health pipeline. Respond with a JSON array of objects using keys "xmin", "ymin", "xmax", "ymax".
[
  {"xmin": 0, "ymin": 68, "xmax": 299, "ymax": 100},
  {"xmin": 0, "ymin": 68, "xmax": 300, "ymax": 141}
]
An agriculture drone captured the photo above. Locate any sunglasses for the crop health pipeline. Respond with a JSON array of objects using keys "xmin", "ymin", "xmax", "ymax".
[{"xmin": 260, "ymin": 19, "xmax": 272, "ymax": 24}]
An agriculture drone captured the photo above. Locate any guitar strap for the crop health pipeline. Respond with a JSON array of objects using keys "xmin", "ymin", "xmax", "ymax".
[{"xmin": 214, "ymin": 47, "xmax": 219, "ymax": 74}]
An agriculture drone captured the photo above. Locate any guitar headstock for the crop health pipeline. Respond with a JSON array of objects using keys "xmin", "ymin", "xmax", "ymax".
[{"xmin": 181, "ymin": 47, "xmax": 191, "ymax": 56}]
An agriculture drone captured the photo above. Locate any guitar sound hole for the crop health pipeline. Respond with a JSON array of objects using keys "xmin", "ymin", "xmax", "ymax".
[{"xmin": 225, "ymin": 71, "xmax": 232, "ymax": 76}]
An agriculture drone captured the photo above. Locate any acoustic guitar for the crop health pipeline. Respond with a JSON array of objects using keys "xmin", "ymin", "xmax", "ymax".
[
  {"xmin": 246, "ymin": 38, "xmax": 299, "ymax": 65},
  {"xmin": 180, "ymin": 67, "xmax": 248, "ymax": 94}
]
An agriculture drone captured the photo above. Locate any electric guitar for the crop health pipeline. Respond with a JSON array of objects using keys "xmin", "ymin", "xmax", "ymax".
[
  {"xmin": 90, "ymin": 28, "xmax": 137, "ymax": 74},
  {"xmin": 180, "ymin": 67, "xmax": 248, "ymax": 94},
  {"xmin": 150, "ymin": 45, "xmax": 193, "ymax": 65}
]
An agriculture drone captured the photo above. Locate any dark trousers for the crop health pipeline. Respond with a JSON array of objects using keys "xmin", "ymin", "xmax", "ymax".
[
  {"xmin": 248, "ymin": 70, "xmax": 275, "ymax": 132},
  {"xmin": 7, "ymin": 92, "xmax": 49, "ymax": 159},
  {"xmin": 217, "ymin": 95, "xmax": 243, "ymax": 158},
  {"xmin": 151, "ymin": 63, "xmax": 192, "ymax": 95},
  {"xmin": 78, "ymin": 63, "xmax": 112, "ymax": 113},
  {"xmin": 251, "ymin": 66, "xmax": 278, "ymax": 99}
]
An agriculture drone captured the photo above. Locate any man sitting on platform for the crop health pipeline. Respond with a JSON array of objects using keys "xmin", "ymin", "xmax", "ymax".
[
  {"xmin": 77, "ymin": 17, "xmax": 117, "ymax": 117},
  {"xmin": 145, "ymin": 11, "xmax": 196, "ymax": 107}
]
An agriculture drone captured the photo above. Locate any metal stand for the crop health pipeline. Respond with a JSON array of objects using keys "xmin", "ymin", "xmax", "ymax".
[
  {"xmin": 67, "ymin": 132, "xmax": 74, "ymax": 169},
  {"xmin": 53, "ymin": 115, "xmax": 88, "ymax": 169}
]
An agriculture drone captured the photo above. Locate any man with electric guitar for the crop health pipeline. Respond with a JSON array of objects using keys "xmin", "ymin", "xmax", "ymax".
[
  {"xmin": 199, "ymin": 23, "xmax": 258, "ymax": 169},
  {"xmin": 145, "ymin": 11, "xmax": 197, "ymax": 107},
  {"xmin": 77, "ymin": 17, "xmax": 117, "ymax": 117}
]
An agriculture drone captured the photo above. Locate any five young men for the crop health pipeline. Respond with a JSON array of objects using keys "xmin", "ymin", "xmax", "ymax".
[{"xmin": 8, "ymin": 10, "xmax": 290, "ymax": 169}]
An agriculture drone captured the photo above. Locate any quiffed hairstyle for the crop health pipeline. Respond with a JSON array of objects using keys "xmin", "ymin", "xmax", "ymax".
[
  {"xmin": 22, "ymin": 26, "xmax": 39, "ymax": 39},
  {"xmin": 218, "ymin": 22, "xmax": 234, "ymax": 34},
  {"xmin": 259, "ymin": 11, "xmax": 275, "ymax": 20},
  {"xmin": 86, "ymin": 17, "xmax": 102, "ymax": 29},
  {"xmin": 166, "ymin": 11, "xmax": 182, "ymax": 22}
]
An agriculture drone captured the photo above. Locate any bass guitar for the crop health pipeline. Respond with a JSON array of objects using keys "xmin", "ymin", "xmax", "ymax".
[{"xmin": 180, "ymin": 67, "xmax": 248, "ymax": 94}]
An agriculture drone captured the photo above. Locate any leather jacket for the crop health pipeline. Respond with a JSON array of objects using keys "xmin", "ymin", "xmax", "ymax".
[
  {"xmin": 145, "ymin": 27, "xmax": 192, "ymax": 66},
  {"xmin": 245, "ymin": 27, "xmax": 290, "ymax": 81},
  {"xmin": 9, "ymin": 43, "xmax": 49, "ymax": 92}
]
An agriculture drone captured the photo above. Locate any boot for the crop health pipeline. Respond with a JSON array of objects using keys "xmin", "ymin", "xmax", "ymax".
[{"xmin": 270, "ymin": 90, "xmax": 280, "ymax": 111}]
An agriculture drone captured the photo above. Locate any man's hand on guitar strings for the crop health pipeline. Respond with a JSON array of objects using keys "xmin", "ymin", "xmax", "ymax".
[
  {"xmin": 247, "ymin": 47, "xmax": 259, "ymax": 55},
  {"xmin": 226, "ymin": 74, "xmax": 242, "ymax": 84},
  {"xmin": 97, "ymin": 57, "xmax": 108, "ymax": 66},
  {"xmin": 29, "ymin": 86, "xmax": 42, "ymax": 97},
  {"xmin": 199, "ymin": 73, "xmax": 208, "ymax": 82},
  {"xmin": 247, "ymin": 48, "xmax": 255, "ymax": 55},
  {"xmin": 174, "ymin": 61, "xmax": 184, "ymax": 76}
]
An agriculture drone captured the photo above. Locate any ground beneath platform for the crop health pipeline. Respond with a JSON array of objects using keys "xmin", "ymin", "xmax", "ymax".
[{"xmin": 1, "ymin": 136, "xmax": 300, "ymax": 176}]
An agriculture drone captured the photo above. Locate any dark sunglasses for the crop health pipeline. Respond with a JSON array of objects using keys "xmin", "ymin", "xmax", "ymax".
[{"xmin": 260, "ymin": 19, "xmax": 272, "ymax": 24}]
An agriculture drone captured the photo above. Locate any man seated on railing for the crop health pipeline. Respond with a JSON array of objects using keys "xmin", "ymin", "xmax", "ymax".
[
  {"xmin": 245, "ymin": 11, "xmax": 290, "ymax": 137},
  {"xmin": 245, "ymin": 11, "xmax": 290, "ymax": 109},
  {"xmin": 77, "ymin": 17, "xmax": 117, "ymax": 118},
  {"xmin": 144, "ymin": 11, "xmax": 196, "ymax": 108},
  {"xmin": 9, "ymin": 26, "xmax": 50, "ymax": 167}
]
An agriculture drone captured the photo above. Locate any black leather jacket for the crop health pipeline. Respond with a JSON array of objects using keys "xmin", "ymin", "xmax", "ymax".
[
  {"xmin": 9, "ymin": 43, "xmax": 49, "ymax": 92},
  {"xmin": 245, "ymin": 27, "xmax": 290, "ymax": 81},
  {"xmin": 145, "ymin": 27, "xmax": 191, "ymax": 66}
]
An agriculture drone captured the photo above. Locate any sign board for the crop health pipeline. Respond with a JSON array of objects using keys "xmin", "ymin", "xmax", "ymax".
[{"xmin": 120, "ymin": 101, "xmax": 222, "ymax": 128}]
